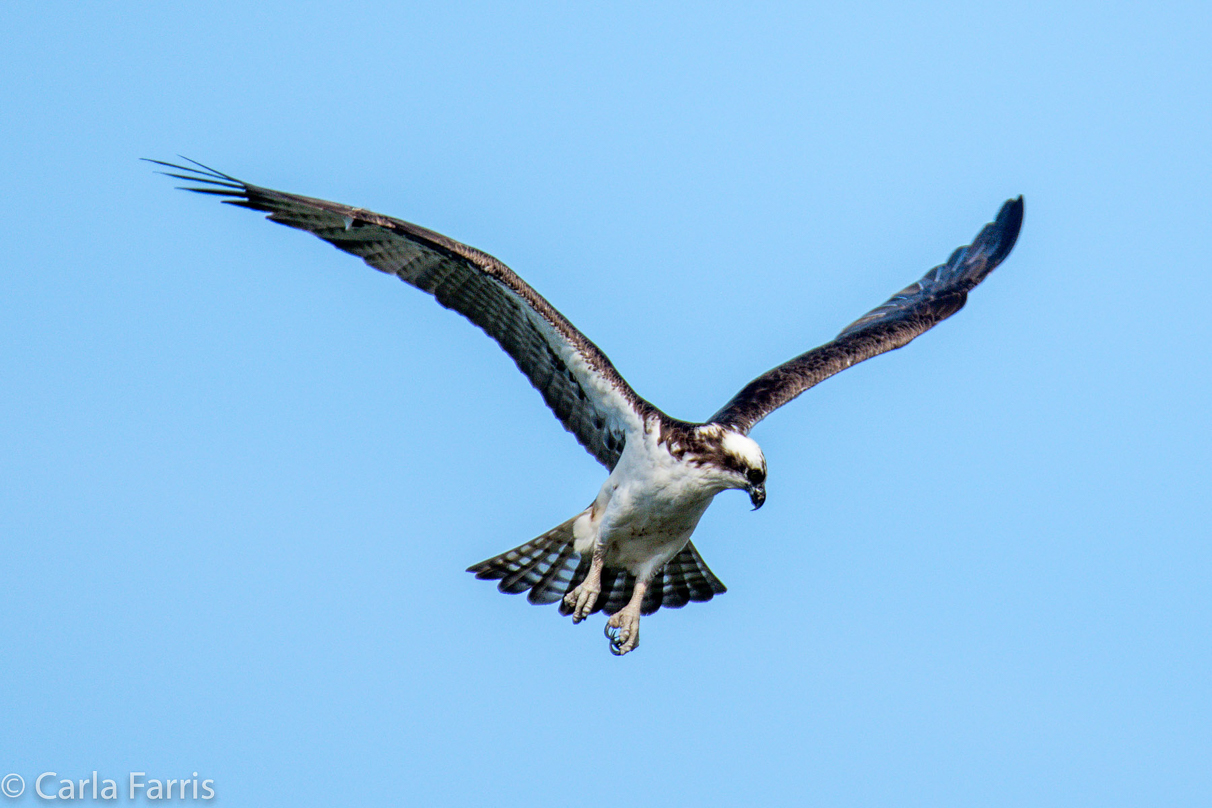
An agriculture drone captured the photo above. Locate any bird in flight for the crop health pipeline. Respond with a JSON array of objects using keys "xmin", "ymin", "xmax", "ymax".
[{"xmin": 151, "ymin": 158, "xmax": 1023, "ymax": 655}]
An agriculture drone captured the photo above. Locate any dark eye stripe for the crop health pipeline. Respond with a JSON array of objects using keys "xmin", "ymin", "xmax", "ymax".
[{"xmin": 746, "ymin": 468, "xmax": 765, "ymax": 484}]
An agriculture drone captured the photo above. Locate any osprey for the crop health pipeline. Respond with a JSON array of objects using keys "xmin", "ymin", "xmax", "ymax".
[{"xmin": 152, "ymin": 159, "xmax": 1023, "ymax": 655}]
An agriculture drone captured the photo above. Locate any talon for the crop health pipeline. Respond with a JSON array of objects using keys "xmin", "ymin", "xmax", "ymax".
[
  {"xmin": 604, "ymin": 622, "xmax": 626, "ymax": 655},
  {"xmin": 604, "ymin": 610, "xmax": 641, "ymax": 655},
  {"xmin": 563, "ymin": 582, "xmax": 600, "ymax": 623}
]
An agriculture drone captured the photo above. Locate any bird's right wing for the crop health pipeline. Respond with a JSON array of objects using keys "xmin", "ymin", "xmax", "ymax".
[
  {"xmin": 151, "ymin": 159, "xmax": 654, "ymax": 469},
  {"xmin": 710, "ymin": 197, "xmax": 1024, "ymax": 433}
]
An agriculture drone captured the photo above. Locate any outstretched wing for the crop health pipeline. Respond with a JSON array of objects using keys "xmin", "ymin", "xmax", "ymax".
[
  {"xmin": 710, "ymin": 197, "xmax": 1024, "ymax": 433},
  {"xmin": 151, "ymin": 159, "xmax": 652, "ymax": 469}
]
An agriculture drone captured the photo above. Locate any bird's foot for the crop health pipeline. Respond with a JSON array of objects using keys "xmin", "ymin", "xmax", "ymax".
[
  {"xmin": 604, "ymin": 609, "xmax": 641, "ymax": 656},
  {"xmin": 563, "ymin": 582, "xmax": 600, "ymax": 623}
]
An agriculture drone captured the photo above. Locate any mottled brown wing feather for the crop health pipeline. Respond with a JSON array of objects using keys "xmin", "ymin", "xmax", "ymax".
[
  {"xmin": 710, "ymin": 197, "xmax": 1024, "ymax": 433},
  {"xmin": 150, "ymin": 159, "xmax": 651, "ymax": 469}
]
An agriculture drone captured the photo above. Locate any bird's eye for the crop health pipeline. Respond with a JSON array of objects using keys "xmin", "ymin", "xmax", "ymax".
[{"xmin": 747, "ymin": 468, "xmax": 765, "ymax": 485}]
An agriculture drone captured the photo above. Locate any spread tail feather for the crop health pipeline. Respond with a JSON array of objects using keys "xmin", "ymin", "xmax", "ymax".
[
  {"xmin": 586, "ymin": 540, "xmax": 727, "ymax": 616},
  {"xmin": 469, "ymin": 519, "xmax": 726, "ymax": 616},
  {"xmin": 466, "ymin": 515, "xmax": 582, "ymax": 606}
]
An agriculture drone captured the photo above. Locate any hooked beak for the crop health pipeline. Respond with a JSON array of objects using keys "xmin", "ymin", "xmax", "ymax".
[{"xmin": 748, "ymin": 483, "xmax": 766, "ymax": 510}]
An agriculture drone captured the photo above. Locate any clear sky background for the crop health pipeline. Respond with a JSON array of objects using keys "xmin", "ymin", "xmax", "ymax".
[{"xmin": 2, "ymin": 2, "xmax": 1209, "ymax": 805}]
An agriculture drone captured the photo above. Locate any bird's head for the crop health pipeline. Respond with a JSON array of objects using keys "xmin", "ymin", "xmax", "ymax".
[{"xmin": 709, "ymin": 427, "xmax": 767, "ymax": 510}]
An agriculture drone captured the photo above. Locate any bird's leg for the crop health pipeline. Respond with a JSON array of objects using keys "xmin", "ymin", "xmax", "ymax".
[
  {"xmin": 563, "ymin": 542, "xmax": 605, "ymax": 623},
  {"xmin": 604, "ymin": 579, "xmax": 647, "ymax": 656}
]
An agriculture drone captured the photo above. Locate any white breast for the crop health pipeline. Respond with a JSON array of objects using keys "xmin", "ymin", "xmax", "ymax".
[{"xmin": 590, "ymin": 417, "xmax": 725, "ymax": 579}]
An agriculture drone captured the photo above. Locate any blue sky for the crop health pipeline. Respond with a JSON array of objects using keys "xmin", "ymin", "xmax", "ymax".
[{"xmin": 2, "ymin": 1, "xmax": 1209, "ymax": 805}]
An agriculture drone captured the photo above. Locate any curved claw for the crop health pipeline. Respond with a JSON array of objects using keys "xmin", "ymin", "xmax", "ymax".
[
  {"xmin": 604, "ymin": 622, "xmax": 625, "ymax": 655},
  {"xmin": 603, "ymin": 613, "xmax": 640, "ymax": 655}
]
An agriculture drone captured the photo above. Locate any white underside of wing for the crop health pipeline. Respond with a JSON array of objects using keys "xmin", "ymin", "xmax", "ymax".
[
  {"xmin": 525, "ymin": 304, "xmax": 646, "ymax": 434},
  {"xmin": 386, "ymin": 234, "xmax": 646, "ymax": 459}
]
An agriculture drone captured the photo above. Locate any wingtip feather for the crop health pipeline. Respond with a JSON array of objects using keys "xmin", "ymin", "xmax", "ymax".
[
  {"xmin": 988, "ymin": 195, "xmax": 1025, "ymax": 266},
  {"xmin": 145, "ymin": 156, "xmax": 245, "ymax": 189}
]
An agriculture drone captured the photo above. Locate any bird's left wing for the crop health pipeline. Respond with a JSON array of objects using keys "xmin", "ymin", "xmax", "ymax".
[
  {"xmin": 710, "ymin": 197, "xmax": 1023, "ymax": 433},
  {"xmin": 150, "ymin": 159, "xmax": 651, "ymax": 469}
]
